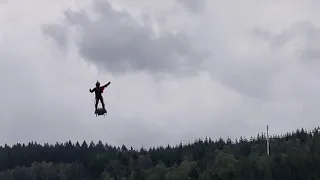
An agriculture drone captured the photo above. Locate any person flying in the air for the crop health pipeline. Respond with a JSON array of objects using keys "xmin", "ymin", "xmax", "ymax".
[{"xmin": 89, "ymin": 81, "xmax": 111, "ymax": 112}]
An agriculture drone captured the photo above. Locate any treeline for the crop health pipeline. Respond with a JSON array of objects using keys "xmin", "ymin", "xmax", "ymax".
[{"xmin": 1, "ymin": 127, "xmax": 320, "ymax": 180}]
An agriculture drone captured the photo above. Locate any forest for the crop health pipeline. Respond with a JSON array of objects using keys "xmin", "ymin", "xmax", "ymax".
[{"xmin": 0, "ymin": 127, "xmax": 320, "ymax": 180}]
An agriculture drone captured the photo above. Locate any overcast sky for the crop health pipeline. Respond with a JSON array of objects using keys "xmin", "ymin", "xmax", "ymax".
[{"xmin": 1, "ymin": 0, "xmax": 320, "ymax": 149}]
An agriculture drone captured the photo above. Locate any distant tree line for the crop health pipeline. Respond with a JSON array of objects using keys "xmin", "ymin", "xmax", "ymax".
[{"xmin": 0, "ymin": 127, "xmax": 320, "ymax": 180}]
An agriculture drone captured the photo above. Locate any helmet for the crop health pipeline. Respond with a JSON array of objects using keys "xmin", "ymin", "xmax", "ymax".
[{"xmin": 96, "ymin": 81, "xmax": 100, "ymax": 87}]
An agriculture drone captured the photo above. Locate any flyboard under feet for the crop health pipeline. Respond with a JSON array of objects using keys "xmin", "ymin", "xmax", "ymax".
[{"xmin": 95, "ymin": 108, "xmax": 107, "ymax": 117}]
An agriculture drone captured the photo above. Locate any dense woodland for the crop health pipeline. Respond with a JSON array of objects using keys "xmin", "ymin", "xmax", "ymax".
[{"xmin": 1, "ymin": 127, "xmax": 320, "ymax": 180}]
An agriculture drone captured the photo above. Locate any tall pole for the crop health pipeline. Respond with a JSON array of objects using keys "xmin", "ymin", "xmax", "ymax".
[{"xmin": 267, "ymin": 125, "xmax": 270, "ymax": 155}]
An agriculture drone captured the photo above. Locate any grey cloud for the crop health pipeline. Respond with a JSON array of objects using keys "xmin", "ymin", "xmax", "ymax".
[
  {"xmin": 209, "ymin": 21, "xmax": 320, "ymax": 100},
  {"xmin": 43, "ymin": 24, "xmax": 67, "ymax": 49},
  {"xmin": 254, "ymin": 21, "xmax": 320, "ymax": 61},
  {"xmin": 43, "ymin": 0, "xmax": 207, "ymax": 76},
  {"xmin": 177, "ymin": 0, "xmax": 206, "ymax": 13}
]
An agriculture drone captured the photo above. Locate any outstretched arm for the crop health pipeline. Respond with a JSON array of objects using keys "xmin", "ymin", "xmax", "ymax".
[
  {"xmin": 89, "ymin": 88, "xmax": 95, "ymax": 93},
  {"xmin": 102, "ymin": 82, "xmax": 111, "ymax": 88}
]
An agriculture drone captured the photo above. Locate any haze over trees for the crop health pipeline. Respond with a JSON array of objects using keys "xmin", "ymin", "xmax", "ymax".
[{"xmin": 0, "ymin": 127, "xmax": 319, "ymax": 180}]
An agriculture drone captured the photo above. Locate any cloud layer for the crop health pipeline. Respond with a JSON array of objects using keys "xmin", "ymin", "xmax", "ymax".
[{"xmin": 1, "ymin": 0, "xmax": 320, "ymax": 148}]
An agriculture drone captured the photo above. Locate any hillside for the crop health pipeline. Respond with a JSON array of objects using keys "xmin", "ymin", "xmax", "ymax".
[{"xmin": 0, "ymin": 127, "xmax": 320, "ymax": 180}]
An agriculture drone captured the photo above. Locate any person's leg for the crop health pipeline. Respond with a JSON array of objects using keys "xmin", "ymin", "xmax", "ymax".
[
  {"xmin": 100, "ymin": 96, "xmax": 106, "ymax": 111},
  {"xmin": 95, "ymin": 98, "xmax": 98, "ymax": 111}
]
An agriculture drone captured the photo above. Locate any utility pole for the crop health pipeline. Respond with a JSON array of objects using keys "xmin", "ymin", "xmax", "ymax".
[{"xmin": 267, "ymin": 125, "xmax": 270, "ymax": 155}]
